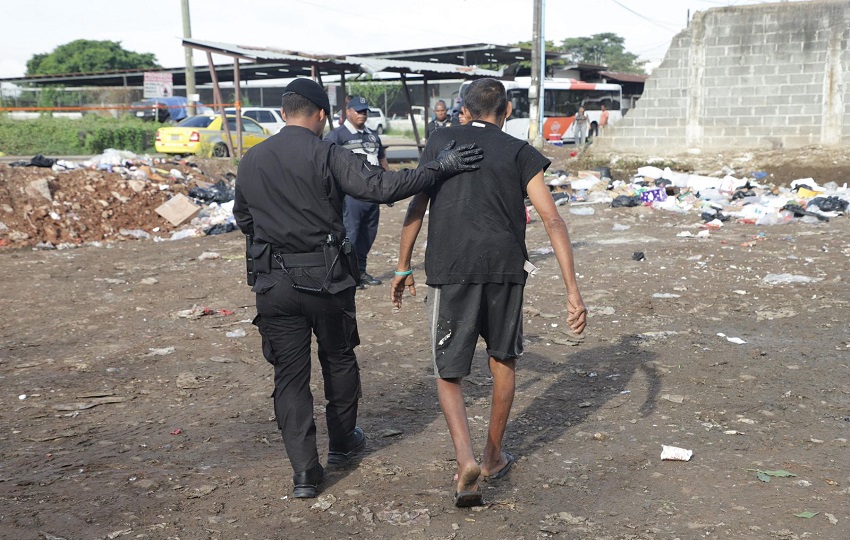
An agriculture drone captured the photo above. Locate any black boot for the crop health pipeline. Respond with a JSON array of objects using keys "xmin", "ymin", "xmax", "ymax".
[
  {"xmin": 328, "ymin": 427, "xmax": 366, "ymax": 466},
  {"xmin": 292, "ymin": 463, "xmax": 324, "ymax": 498}
]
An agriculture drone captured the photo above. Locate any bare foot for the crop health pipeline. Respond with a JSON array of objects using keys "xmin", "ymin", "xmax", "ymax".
[
  {"xmin": 481, "ymin": 450, "xmax": 515, "ymax": 479},
  {"xmin": 454, "ymin": 462, "xmax": 481, "ymax": 494}
]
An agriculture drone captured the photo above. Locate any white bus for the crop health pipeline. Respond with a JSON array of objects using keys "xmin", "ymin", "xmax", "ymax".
[{"xmin": 457, "ymin": 77, "xmax": 623, "ymax": 142}]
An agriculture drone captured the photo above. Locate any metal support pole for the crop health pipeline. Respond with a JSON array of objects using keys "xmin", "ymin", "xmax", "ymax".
[
  {"xmin": 234, "ymin": 58, "xmax": 243, "ymax": 158},
  {"xmin": 181, "ymin": 0, "xmax": 197, "ymax": 115},
  {"xmin": 529, "ymin": 0, "xmax": 544, "ymax": 148},
  {"xmin": 400, "ymin": 73, "xmax": 422, "ymax": 154},
  {"xmin": 314, "ymin": 65, "xmax": 334, "ymax": 132},
  {"xmin": 207, "ymin": 51, "xmax": 233, "ymax": 158},
  {"xmin": 340, "ymin": 69, "xmax": 347, "ymax": 125},
  {"xmin": 423, "ymin": 78, "xmax": 430, "ymax": 136}
]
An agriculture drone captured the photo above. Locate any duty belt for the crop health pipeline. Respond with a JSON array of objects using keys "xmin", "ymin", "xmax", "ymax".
[{"xmin": 272, "ymin": 251, "xmax": 326, "ymax": 268}]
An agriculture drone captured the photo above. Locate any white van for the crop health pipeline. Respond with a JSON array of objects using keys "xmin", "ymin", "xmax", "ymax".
[
  {"xmin": 365, "ymin": 108, "xmax": 387, "ymax": 134},
  {"xmin": 225, "ymin": 107, "xmax": 286, "ymax": 134}
]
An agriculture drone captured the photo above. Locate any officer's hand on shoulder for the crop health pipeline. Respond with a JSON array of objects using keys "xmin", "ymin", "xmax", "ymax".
[{"xmin": 427, "ymin": 140, "xmax": 484, "ymax": 178}]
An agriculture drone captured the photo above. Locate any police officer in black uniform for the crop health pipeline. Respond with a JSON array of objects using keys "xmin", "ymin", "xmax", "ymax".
[{"xmin": 233, "ymin": 78, "xmax": 483, "ymax": 499}]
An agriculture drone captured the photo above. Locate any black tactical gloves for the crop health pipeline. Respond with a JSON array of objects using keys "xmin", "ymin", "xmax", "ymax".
[{"xmin": 426, "ymin": 140, "xmax": 484, "ymax": 178}]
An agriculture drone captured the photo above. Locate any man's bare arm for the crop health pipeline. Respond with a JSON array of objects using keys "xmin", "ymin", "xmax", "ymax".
[
  {"xmin": 391, "ymin": 192, "xmax": 429, "ymax": 308},
  {"xmin": 526, "ymin": 172, "xmax": 588, "ymax": 334}
]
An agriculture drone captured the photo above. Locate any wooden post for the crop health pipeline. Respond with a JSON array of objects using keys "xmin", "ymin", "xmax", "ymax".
[
  {"xmin": 339, "ymin": 68, "xmax": 347, "ymax": 127},
  {"xmin": 314, "ymin": 65, "xmax": 334, "ymax": 132},
  {"xmin": 400, "ymin": 73, "xmax": 422, "ymax": 155},
  {"xmin": 206, "ymin": 51, "xmax": 233, "ymax": 158},
  {"xmin": 234, "ymin": 58, "xmax": 243, "ymax": 158},
  {"xmin": 423, "ymin": 78, "xmax": 430, "ymax": 137}
]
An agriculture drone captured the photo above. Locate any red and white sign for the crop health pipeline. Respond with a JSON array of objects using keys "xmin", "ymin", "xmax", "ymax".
[{"xmin": 144, "ymin": 72, "xmax": 174, "ymax": 98}]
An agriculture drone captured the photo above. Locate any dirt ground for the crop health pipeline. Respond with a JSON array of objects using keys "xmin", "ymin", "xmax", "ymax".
[{"xmin": 1, "ymin": 146, "xmax": 849, "ymax": 540}]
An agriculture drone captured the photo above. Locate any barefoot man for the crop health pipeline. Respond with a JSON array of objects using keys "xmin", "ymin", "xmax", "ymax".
[{"xmin": 391, "ymin": 78, "xmax": 588, "ymax": 507}]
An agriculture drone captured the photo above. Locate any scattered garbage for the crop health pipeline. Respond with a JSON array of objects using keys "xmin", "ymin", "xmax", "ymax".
[
  {"xmin": 188, "ymin": 178, "xmax": 235, "ymax": 204},
  {"xmin": 717, "ymin": 332, "xmax": 747, "ymax": 344},
  {"xmin": 611, "ymin": 195, "xmax": 641, "ymax": 208},
  {"xmin": 660, "ymin": 445, "xmax": 693, "ymax": 461},
  {"xmin": 175, "ymin": 305, "xmax": 235, "ymax": 319},
  {"xmin": 9, "ymin": 154, "xmax": 57, "ymax": 168},
  {"xmin": 563, "ymin": 163, "xmax": 850, "ymax": 227},
  {"xmin": 156, "ymin": 194, "xmax": 202, "ymax": 226},
  {"xmin": 119, "ymin": 228, "xmax": 151, "ymax": 239},
  {"xmin": 762, "ymin": 273, "xmax": 823, "ymax": 285},
  {"xmin": 748, "ymin": 468, "xmax": 796, "ymax": 482},
  {"xmin": 0, "ymin": 150, "xmax": 243, "ymax": 249},
  {"xmin": 569, "ymin": 206, "xmax": 595, "ymax": 216},
  {"xmin": 226, "ymin": 328, "xmax": 247, "ymax": 338},
  {"xmin": 808, "ymin": 196, "xmax": 848, "ymax": 212}
]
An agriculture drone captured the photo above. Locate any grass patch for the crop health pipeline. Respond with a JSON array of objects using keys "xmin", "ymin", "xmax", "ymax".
[{"xmin": 0, "ymin": 114, "xmax": 158, "ymax": 155}]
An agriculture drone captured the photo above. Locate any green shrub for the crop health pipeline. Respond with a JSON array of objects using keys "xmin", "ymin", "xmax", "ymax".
[{"xmin": 0, "ymin": 115, "xmax": 157, "ymax": 155}]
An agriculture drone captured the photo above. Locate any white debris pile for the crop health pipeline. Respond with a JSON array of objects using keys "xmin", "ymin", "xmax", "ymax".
[{"xmin": 541, "ymin": 165, "xmax": 850, "ymax": 226}]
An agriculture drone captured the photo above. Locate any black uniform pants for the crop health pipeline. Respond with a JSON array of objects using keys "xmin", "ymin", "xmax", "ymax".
[
  {"xmin": 253, "ymin": 275, "xmax": 361, "ymax": 474},
  {"xmin": 343, "ymin": 197, "xmax": 380, "ymax": 274}
]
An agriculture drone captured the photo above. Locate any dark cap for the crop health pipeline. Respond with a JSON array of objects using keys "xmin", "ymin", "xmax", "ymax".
[
  {"xmin": 283, "ymin": 78, "xmax": 331, "ymax": 115},
  {"xmin": 347, "ymin": 96, "xmax": 370, "ymax": 112}
]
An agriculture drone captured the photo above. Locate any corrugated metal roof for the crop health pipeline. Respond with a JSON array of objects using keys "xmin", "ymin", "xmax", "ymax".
[
  {"xmin": 599, "ymin": 71, "xmax": 649, "ymax": 83},
  {"xmin": 346, "ymin": 56, "xmax": 501, "ymax": 77},
  {"xmin": 183, "ymin": 38, "xmax": 502, "ymax": 79}
]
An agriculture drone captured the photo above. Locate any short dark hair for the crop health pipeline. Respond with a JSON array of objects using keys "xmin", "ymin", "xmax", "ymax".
[
  {"xmin": 281, "ymin": 92, "xmax": 319, "ymax": 118},
  {"xmin": 463, "ymin": 78, "xmax": 507, "ymax": 119}
]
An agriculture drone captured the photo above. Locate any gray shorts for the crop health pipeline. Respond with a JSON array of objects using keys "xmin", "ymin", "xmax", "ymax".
[{"xmin": 427, "ymin": 283, "xmax": 524, "ymax": 379}]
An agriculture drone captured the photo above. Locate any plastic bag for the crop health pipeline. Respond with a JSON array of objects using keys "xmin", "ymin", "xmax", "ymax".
[
  {"xmin": 808, "ymin": 196, "xmax": 848, "ymax": 212},
  {"xmin": 189, "ymin": 179, "xmax": 235, "ymax": 203},
  {"xmin": 611, "ymin": 195, "xmax": 641, "ymax": 208}
]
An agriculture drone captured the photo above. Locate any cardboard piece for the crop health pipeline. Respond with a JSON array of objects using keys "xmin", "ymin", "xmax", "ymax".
[{"xmin": 156, "ymin": 193, "xmax": 201, "ymax": 226}]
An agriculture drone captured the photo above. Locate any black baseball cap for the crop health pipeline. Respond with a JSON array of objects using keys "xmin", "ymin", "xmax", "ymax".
[
  {"xmin": 347, "ymin": 96, "xmax": 370, "ymax": 112},
  {"xmin": 283, "ymin": 78, "xmax": 331, "ymax": 116}
]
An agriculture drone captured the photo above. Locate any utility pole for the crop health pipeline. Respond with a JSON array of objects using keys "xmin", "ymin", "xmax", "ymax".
[
  {"xmin": 181, "ymin": 0, "xmax": 197, "ymax": 115},
  {"xmin": 529, "ymin": 0, "xmax": 545, "ymax": 148}
]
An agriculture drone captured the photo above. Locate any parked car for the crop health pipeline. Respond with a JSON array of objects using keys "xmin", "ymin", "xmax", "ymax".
[
  {"xmin": 131, "ymin": 97, "xmax": 192, "ymax": 123},
  {"xmin": 154, "ymin": 114, "xmax": 270, "ymax": 157},
  {"xmin": 365, "ymin": 107, "xmax": 386, "ymax": 134},
  {"xmin": 224, "ymin": 107, "xmax": 286, "ymax": 134},
  {"xmin": 410, "ymin": 105, "xmax": 426, "ymax": 125}
]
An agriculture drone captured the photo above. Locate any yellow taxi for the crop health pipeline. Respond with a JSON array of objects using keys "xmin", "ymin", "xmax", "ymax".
[{"xmin": 155, "ymin": 114, "xmax": 271, "ymax": 157}]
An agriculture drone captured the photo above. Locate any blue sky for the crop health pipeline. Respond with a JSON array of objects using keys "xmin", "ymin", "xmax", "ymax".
[{"xmin": 1, "ymin": 0, "xmax": 806, "ymax": 78}]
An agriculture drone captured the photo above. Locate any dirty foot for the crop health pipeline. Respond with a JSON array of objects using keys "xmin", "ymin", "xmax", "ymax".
[
  {"xmin": 452, "ymin": 464, "xmax": 483, "ymax": 508},
  {"xmin": 481, "ymin": 450, "xmax": 516, "ymax": 481}
]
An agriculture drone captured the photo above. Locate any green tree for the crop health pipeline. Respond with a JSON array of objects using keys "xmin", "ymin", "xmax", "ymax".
[
  {"xmin": 26, "ymin": 39, "xmax": 160, "ymax": 75},
  {"xmin": 348, "ymin": 78, "xmax": 402, "ymax": 112},
  {"xmin": 560, "ymin": 33, "xmax": 646, "ymax": 73},
  {"xmin": 510, "ymin": 39, "xmax": 561, "ymax": 53}
]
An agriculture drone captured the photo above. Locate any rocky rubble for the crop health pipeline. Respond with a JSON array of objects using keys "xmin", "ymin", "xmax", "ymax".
[{"xmin": 0, "ymin": 151, "xmax": 238, "ymax": 249}]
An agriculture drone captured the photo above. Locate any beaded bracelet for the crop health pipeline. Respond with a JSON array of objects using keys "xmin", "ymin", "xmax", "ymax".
[{"xmin": 394, "ymin": 269, "xmax": 413, "ymax": 276}]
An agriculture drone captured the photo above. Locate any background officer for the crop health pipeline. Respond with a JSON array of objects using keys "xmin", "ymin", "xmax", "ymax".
[
  {"xmin": 426, "ymin": 99, "xmax": 452, "ymax": 139},
  {"xmin": 233, "ymin": 78, "xmax": 482, "ymax": 499},
  {"xmin": 325, "ymin": 96, "xmax": 387, "ymax": 288}
]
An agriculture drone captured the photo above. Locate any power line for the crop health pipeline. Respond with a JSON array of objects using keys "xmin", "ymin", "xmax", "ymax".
[{"xmin": 607, "ymin": 0, "xmax": 682, "ymax": 32}]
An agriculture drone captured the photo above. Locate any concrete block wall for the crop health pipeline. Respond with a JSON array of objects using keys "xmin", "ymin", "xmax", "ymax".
[{"xmin": 596, "ymin": 0, "xmax": 850, "ymax": 154}]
